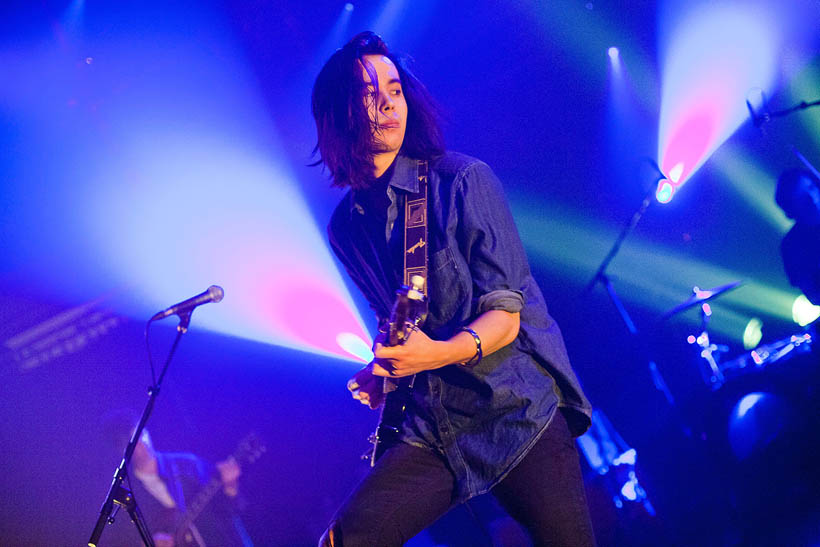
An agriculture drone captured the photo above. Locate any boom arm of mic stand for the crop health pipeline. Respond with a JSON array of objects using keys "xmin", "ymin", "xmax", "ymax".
[{"xmin": 769, "ymin": 98, "xmax": 820, "ymax": 119}]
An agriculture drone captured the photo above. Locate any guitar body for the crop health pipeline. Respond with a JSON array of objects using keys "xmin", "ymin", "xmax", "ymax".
[
  {"xmin": 368, "ymin": 276, "xmax": 427, "ymax": 466},
  {"xmin": 371, "ymin": 377, "xmax": 414, "ymax": 464}
]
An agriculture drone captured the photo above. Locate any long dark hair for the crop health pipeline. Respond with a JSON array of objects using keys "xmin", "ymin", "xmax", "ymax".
[{"xmin": 311, "ymin": 31, "xmax": 444, "ymax": 189}]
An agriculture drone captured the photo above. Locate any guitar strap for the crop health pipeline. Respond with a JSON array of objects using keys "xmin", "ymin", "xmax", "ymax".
[
  {"xmin": 403, "ymin": 159, "xmax": 429, "ymax": 294},
  {"xmin": 369, "ymin": 161, "xmax": 429, "ymax": 465},
  {"xmin": 382, "ymin": 160, "xmax": 428, "ymax": 396}
]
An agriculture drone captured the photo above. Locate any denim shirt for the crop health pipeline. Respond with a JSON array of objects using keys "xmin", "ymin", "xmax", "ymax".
[{"xmin": 328, "ymin": 152, "xmax": 592, "ymax": 502}]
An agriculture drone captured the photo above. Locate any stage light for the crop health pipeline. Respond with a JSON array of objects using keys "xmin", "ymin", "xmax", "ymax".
[
  {"xmin": 655, "ymin": 179, "xmax": 674, "ymax": 203},
  {"xmin": 371, "ymin": 0, "xmax": 407, "ymax": 38},
  {"xmin": 608, "ymin": 47, "xmax": 619, "ymax": 61},
  {"xmin": 668, "ymin": 162, "xmax": 683, "ymax": 183},
  {"xmin": 61, "ymin": 0, "xmax": 85, "ymax": 33},
  {"xmin": 792, "ymin": 295, "xmax": 820, "ymax": 326},
  {"xmin": 742, "ymin": 317, "xmax": 763, "ymax": 350},
  {"xmin": 710, "ymin": 145, "xmax": 792, "ymax": 234},
  {"xmin": 513, "ymin": 194, "xmax": 798, "ymax": 340},
  {"xmin": 2, "ymin": 3, "xmax": 373, "ymax": 364},
  {"xmin": 517, "ymin": 2, "xmax": 658, "ymax": 116},
  {"xmin": 657, "ymin": 3, "xmax": 778, "ymax": 201},
  {"xmin": 336, "ymin": 332, "xmax": 373, "ymax": 363}
]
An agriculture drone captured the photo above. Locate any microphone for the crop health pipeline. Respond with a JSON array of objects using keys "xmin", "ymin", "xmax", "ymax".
[
  {"xmin": 745, "ymin": 98, "xmax": 758, "ymax": 127},
  {"xmin": 150, "ymin": 285, "xmax": 224, "ymax": 321},
  {"xmin": 746, "ymin": 88, "xmax": 769, "ymax": 128}
]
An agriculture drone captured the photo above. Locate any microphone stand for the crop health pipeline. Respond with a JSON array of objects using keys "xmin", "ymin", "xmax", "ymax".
[
  {"xmin": 585, "ymin": 185, "xmax": 678, "ymax": 413},
  {"xmin": 88, "ymin": 311, "xmax": 193, "ymax": 547},
  {"xmin": 762, "ymin": 97, "xmax": 820, "ymax": 123}
]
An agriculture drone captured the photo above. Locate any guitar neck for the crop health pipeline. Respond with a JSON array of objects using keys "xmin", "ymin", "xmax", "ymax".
[
  {"xmin": 175, "ymin": 433, "xmax": 264, "ymax": 540},
  {"xmin": 177, "ymin": 474, "xmax": 223, "ymax": 531}
]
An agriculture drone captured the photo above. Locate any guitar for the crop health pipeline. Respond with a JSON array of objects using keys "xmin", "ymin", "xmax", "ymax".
[
  {"xmin": 174, "ymin": 432, "xmax": 266, "ymax": 545},
  {"xmin": 367, "ymin": 275, "xmax": 428, "ymax": 466}
]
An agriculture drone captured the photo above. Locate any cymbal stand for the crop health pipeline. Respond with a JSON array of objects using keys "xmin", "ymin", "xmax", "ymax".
[{"xmin": 686, "ymin": 301, "xmax": 729, "ymax": 389}]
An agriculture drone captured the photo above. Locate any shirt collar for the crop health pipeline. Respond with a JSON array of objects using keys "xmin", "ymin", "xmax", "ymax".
[
  {"xmin": 390, "ymin": 154, "xmax": 421, "ymax": 193},
  {"xmin": 349, "ymin": 155, "xmax": 420, "ymax": 216}
]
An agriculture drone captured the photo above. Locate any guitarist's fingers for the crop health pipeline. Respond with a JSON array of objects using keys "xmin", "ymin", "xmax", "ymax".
[
  {"xmin": 373, "ymin": 343, "xmax": 397, "ymax": 359},
  {"xmin": 373, "ymin": 362, "xmax": 418, "ymax": 378},
  {"xmin": 371, "ymin": 362, "xmax": 397, "ymax": 377},
  {"xmin": 349, "ymin": 364, "xmax": 378, "ymax": 392},
  {"xmin": 374, "ymin": 343, "xmax": 410, "ymax": 361},
  {"xmin": 349, "ymin": 383, "xmax": 369, "ymax": 405},
  {"xmin": 351, "ymin": 388, "xmax": 370, "ymax": 404}
]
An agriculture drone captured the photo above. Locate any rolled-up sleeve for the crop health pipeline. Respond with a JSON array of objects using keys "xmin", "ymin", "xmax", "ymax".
[
  {"xmin": 456, "ymin": 161, "xmax": 530, "ymax": 316},
  {"xmin": 476, "ymin": 288, "xmax": 524, "ymax": 314}
]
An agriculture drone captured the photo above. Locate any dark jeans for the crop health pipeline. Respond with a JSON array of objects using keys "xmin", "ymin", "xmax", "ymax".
[{"xmin": 321, "ymin": 410, "xmax": 596, "ymax": 547}]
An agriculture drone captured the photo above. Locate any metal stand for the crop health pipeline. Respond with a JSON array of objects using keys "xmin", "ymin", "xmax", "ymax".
[
  {"xmin": 747, "ymin": 89, "xmax": 820, "ymax": 129},
  {"xmin": 88, "ymin": 312, "xmax": 192, "ymax": 547},
  {"xmin": 577, "ymin": 409, "xmax": 655, "ymax": 515},
  {"xmin": 747, "ymin": 90, "xmax": 820, "ymax": 178},
  {"xmin": 686, "ymin": 301, "xmax": 729, "ymax": 389},
  {"xmin": 586, "ymin": 185, "xmax": 676, "ymax": 408}
]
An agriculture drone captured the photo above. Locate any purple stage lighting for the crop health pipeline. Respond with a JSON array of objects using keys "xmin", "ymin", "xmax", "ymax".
[
  {"xmin": 657, "ymin": 3, "xmax": 778, "ymax": 202},
  {"xmin": 1, "ymin": 2, "xmax": 372, "ymax": 364}
]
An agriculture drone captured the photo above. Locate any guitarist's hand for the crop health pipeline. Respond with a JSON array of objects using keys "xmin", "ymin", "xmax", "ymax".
[
  {"xmin": 371, "ymin": 327, "xmax": 447, "ymax": 377},
  {"xmin": 372, "ymin": 311, "xmax": 522, "ymax": 377},
  {"xmin": 217, "ymin": 456, "xmax": 241, "ymax": 497},
  {"xmin": 347, "ymin": 365, "xmax": 384, "ymax": 409}
]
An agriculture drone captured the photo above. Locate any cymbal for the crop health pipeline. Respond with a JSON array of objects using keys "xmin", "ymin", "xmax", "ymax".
[{"xmin": 661, "ymin": 281, "xmax": 743, "ymax": 320}]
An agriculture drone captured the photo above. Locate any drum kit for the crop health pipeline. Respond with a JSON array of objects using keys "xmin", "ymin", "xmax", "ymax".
[
  {"xmin": 661, "ymin": 280, "xmax": 815, "ymax": 390},
  {"xmin": 577, "ymin": 279, "xmax": 816, "ymax": 523}
]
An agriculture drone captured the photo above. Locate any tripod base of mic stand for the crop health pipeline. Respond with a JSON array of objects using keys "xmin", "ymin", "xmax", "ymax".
[{"xmin": 89, "ymin": 470, "xmax": 155, "ymax": 547}]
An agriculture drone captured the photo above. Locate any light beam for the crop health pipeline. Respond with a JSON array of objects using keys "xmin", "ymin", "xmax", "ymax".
[{"xmin": 657, "ymin": 3, "xmax": 779, "ymax": 201}]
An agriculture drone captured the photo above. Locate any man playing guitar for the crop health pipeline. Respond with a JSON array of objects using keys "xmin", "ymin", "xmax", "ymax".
[
  {"xmin": 104, "ymin": 414, "xmax": 255, "ymax": 547},
  {"xmin": 314, "ymin": 31, "xmax": 595, "ymax": 546}
]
